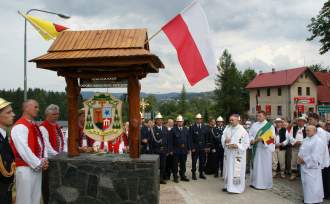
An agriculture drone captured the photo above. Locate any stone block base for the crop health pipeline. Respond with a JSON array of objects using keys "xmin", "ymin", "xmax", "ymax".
[{"xmin": 48, "ymin": 153, "xmax": 159, "ymax": 204}]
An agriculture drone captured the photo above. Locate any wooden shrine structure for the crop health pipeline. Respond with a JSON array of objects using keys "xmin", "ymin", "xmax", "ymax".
[{"xmin": 31, "ymin": 28, "xmax": 164, "ymax": 158}]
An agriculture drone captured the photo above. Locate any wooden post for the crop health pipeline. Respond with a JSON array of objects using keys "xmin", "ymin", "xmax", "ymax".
[
  {"xmin": 65, "ymin": 77, "xmax": 80, "ymax": 157},
  {"xmin": 128, "ymin": 75, "xmax": 141, "ymax": 158}
]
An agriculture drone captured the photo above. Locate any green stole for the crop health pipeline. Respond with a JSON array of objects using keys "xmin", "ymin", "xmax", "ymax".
[{"xmin": 251, "ymin": 121, "xmax": 272, "ymax": 169}]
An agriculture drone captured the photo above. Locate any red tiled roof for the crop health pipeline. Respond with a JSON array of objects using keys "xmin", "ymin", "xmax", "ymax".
[
  {"xmin": 314, "ymin": 72, "xmax": 330, "ymax": 103},
  {"xmin": 246, "ymin": 67, "xmax": 313, "ymax": 89}
]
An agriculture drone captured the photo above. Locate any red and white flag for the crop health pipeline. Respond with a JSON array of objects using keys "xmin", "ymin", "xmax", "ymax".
[{"xmin": 162, "ymin": 1, "xmax": 216, "ymax": 86}]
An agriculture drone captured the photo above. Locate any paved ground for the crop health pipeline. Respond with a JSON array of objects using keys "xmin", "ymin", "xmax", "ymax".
[{"xmin": 160, "ymin": 159, "xmax": 330, "ymax": 204}]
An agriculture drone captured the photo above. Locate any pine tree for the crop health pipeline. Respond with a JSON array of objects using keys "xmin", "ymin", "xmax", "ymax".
[
  {"xmin": 178, "ymin": 84, "xmax": 188, "ymax": 115},
  {"xmin": 113, "ymin": 109, "xmax": 121, "ymax": 129},
  {"xmin": 214, "ymin": 49, "xmax": 244, "ymax": 121},
  {"xmin": 86, "ymin": 108, "xmax": 93, "ymax": 129}
]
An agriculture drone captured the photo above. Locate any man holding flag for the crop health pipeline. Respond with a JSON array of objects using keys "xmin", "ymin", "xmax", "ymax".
[{"xmin": 249, "ymin": 111, "xmax": 275, "ymax": 190}]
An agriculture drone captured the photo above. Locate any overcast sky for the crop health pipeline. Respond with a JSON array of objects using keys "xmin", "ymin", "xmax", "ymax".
[{"xmin": 1, "ymin": 0, "xmax": 329, "ymax": 94}]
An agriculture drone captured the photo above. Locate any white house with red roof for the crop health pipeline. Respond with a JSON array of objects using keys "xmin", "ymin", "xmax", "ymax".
[{"xmin": 246, "ymin": 67, "xmax": 321, "ymax": 120}]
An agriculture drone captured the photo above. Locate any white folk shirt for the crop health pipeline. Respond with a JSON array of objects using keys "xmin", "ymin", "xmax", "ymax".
[
  {"xmin": 249, "ymin": 120, "xmax": 275, "ymax": 189},
  {"xmin": 39, "ymin": 126, "xmax": 59, "ymax": 157},
  {"xmin": 11, "ymin": 124, "xmax": 47, "ymax": 170},
  {"xmin": 299, "ymin": 135, "xmax": 324, "ymax": 204},
  {"xmin": 221, "ymin": 124, "xmax": 249, "ymax": 193},
  {"xmin": 287, "ymin": 126, "xmax": 305, "ymax": 146}
]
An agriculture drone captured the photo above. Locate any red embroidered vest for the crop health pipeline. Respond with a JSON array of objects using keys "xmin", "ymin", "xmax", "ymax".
[
  {"xmin": 41, "ymin": 120, "xmax": 64, "ymax": 152},
  {"xmin": 10, "ymin": 117, "xmax": 45, "ymax": 167}
]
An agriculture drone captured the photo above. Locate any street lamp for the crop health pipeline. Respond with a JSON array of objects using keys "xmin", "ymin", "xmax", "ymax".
[{"xmin": 23, "ymin": 9, "xmax": 70, "ymax": 101}]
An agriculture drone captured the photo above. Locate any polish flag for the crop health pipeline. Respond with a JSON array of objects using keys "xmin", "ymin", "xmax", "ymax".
[{"xmin": 162, "ymin": 1, "xmax": 216, "ymax": 86}]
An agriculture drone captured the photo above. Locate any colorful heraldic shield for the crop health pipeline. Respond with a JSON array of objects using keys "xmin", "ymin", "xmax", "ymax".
[{"xmin": 83, "ymin": 93, "xmax": 123, "ymax": 142}]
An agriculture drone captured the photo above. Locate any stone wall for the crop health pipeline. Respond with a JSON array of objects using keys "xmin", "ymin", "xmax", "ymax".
[{"xmin": 48, "ymin": 153, "xmax": 159, "ymax": 204}]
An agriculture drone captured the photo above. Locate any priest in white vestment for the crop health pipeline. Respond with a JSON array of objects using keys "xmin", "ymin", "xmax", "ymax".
[
  {"xmin": 221, "ymin": 114, "xmax": 250, "ymax": 193},
  {"xmin": 298, "ymin": 125, "xmax": 324, "ymax": 204},
  {"xmin": 249, "ymin": 111, "xmax": 275, "ymax": 190}
]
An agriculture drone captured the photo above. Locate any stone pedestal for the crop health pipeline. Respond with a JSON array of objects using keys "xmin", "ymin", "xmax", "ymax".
[{"xmin": 48, "ymin": 153, "xmax": 159, "ymax": 204}]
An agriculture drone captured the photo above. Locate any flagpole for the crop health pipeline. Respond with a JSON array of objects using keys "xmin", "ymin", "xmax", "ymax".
[
  {"xmin": 145, "ymin": 0, "xmax": 198, "ymax": 45},
  {"xmin": 19, "ymin": 9, "xmax": 70, "ymax": 101},
  {"xmin": 145, "ymin": 29, "xmax": 162, "ymax": 44}
]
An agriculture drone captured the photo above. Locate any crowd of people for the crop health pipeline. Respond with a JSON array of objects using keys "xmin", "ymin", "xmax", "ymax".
[
  {"xmin": 0, "ymin": 97, "xmax": 329, "ymax": 204},
  {"xmin": 140, "ymin": 111, "xmax": 330, "ymax": 203}
]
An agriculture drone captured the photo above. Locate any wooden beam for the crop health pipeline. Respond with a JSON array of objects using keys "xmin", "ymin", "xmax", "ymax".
[
  {"xmin": 57, "ymin": 69, "xmax": 147, "ymax": 79},
  {"xmin": 128, "ymin": 75, "xmax": 141, "ymax": 158},
  {"xmin": 33, "ymin": 57, "xmax": 161, "ymax": 71},
  {"xmin": 65, "ymin": 77, "xmax": 80, "ymax": 157}
]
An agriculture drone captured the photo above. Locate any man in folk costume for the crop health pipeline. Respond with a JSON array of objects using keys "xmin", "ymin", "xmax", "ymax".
[
  {"xmin": 0, "ymin": 98, "xmax": 15, "ymax": 204},
  {"xmin": 10, "ymin": 99, "xmax": 48, "ymax": 204},
  {"xmin": 272, "ymin": 118, "xmax": 289, "ymax": 178},
  {"xmin": 307, "ymin": 113, "xmax": 330, "ymax": 199},
  {"xmin": 40, "ymin": 104, "xmax": 66, "ymax": 157},
  {"xmin": 150, "ymin": 113, "xmax": 170, "ymax": 184},
  {"xmin": 212, "ymin": 116, "xmax": 225, "ymax": 178},
  {"xmin": 287, "ymin": 116, "xmax": 306, "ymax": 181},
  {"xmin": 221, "ymin": 114, "xmax": 250, "ymax": 193},
  {"xmin": 190, "ymin": 113, "xmax": 210, "ymax": 180},
  {"xmin": 249, "ymin": 111, "xmax": 275, "ymax": 190},
  {"xmin": 39, "ymin": 104, "xmax": 66, "ymax": 204},
  {"xmin": 170, "ymin": 115, "xmax": 191, "ymax": 183},
  {"xmin": 298, "ymin": 125, "xmax": 325, "ymax": 204}
]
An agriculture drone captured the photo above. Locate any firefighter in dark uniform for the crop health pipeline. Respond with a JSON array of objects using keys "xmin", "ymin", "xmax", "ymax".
[
  {"xmin": 171, "ymin": 115, "xmax": 190, "ymax": 183},
  {"xmin": 150, "ymin": 113, "xmax": 171, "ymax": 184},
  {"xmin": 0, "ymin": 98, "xmax": 15, "ymax": 204},
  {"xmin": 211, "ymin": 116, "xmax": 225, "ymax": 177},
  {"xmin": 190, "ymin": 113, "xmax": 210, "ymax": 180}
]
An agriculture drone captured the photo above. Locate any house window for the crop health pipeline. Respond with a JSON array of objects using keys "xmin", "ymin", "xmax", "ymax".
[
  {"xmin": 306, "ymin": 87, "xmax": 310, "ymax": 96},
  {"xmin": 298, "ymin": 87, "xmax": 302, "ymax": 96},
  {"xmin": 257, "ymin": 89, "xmax": 260, "ymax": 96},
  {"xmin": 267, "ymin": 88, "xmax": 271, "ymax": 96},
  {"xmin": 278, "ymin": 88, "xmax": 282, "ymax": 96},
  {"xmin": 277, "ymin": 106, "xmax": 282, "ymax": 116}
]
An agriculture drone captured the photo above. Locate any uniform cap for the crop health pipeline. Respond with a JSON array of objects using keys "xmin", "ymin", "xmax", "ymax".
[
  {"xmin": 155, "ymin": 112, "xmax": 163, "ymax": 119},
  {"xmin": 176, "ymin": 115, "xmax": 184, "ymax": 122},
  {"xmin": 195, "ymin": 113, "xmax": 202, "ymax": 119},
  {"xmin": 216, "ymin": 116, "xmax": 224, "ymax": 122}
]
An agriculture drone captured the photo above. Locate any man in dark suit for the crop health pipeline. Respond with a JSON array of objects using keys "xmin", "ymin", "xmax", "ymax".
[
  {"xmin": 171, "ymin": 115, "xmax": 190, "ymax": 183},
  {"xmin": 150, "ymin": 113, "xmax": 171, "ymax": 184},
  {"xmin": 141, "ymin": 114, "xmax": 152, "ymax": 154},
  {"xmin": 190, "ymin": 113, "xmax": 210, "ymax": 180},
  {"xmin": 212, "ymin": 116, "xmax": 225, "ymax": 177},
  {"xmin": 0, "ymin": 98, "xmax": 15, "ymax": 204}
]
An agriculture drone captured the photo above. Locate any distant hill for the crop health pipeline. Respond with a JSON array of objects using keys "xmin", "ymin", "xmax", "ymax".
[{"xmin": 81, "ymin": 91, "xmax": 214, "ymax": 101}]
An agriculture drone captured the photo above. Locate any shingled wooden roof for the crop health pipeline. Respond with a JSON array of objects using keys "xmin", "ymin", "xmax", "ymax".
[{"xmin": 31, "ymin": 28, "xmax": 164, "ymax": 78}]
